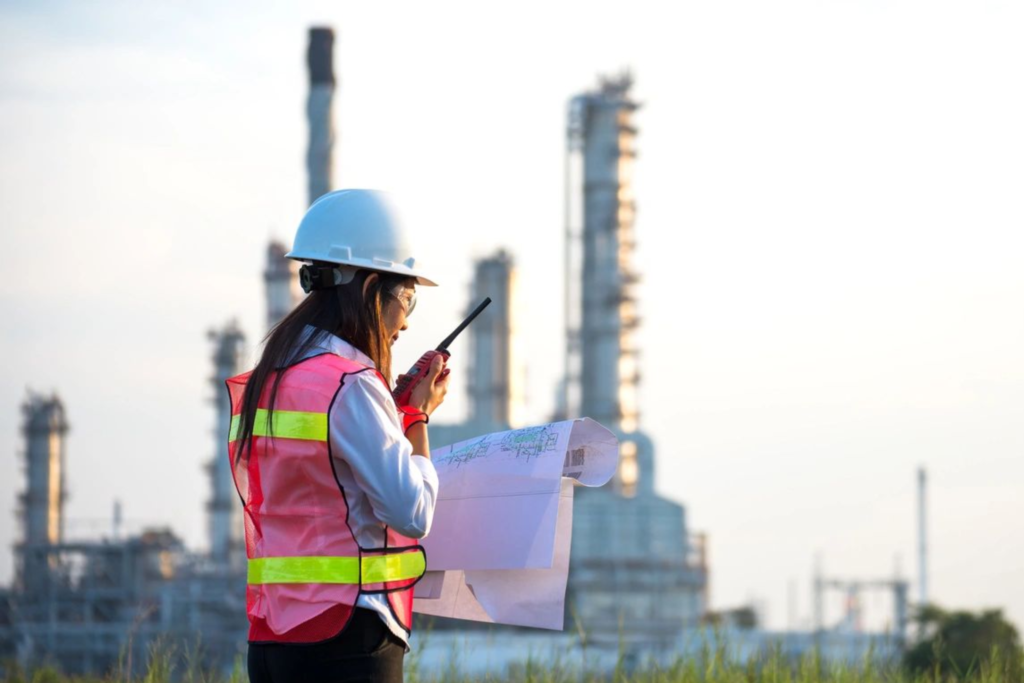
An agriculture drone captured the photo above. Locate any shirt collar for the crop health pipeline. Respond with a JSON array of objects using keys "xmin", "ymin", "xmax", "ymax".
[{"xmin": 294, "ymin": 325, "xmax": 376, "ymax": 368}]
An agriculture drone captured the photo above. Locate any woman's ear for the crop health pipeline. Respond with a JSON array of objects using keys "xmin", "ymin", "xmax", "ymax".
[{"xmin": 362, "ymin": 272, "xmax": 379, "ymax": 299}]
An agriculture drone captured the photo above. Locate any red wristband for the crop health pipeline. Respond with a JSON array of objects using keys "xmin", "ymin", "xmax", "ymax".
[{"xmin": 399, "ymin": 405, "xmax": 429, "ymax": 434}]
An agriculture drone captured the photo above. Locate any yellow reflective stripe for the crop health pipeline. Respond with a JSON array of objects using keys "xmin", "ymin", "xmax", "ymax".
[
  {"xmin": 248, "ymin": 553, "xmax": 426, "ymax": 585},
  {"xmin": 229, "ymin": 409, "xmax": 328, "ymax": 442},
  {"xmin": 361, "ymin": 551, "xmax": 426, "ymax": 585},
  {"xmin": 249, "ymin": 557, "xmax": 359, "ymax": 584}
]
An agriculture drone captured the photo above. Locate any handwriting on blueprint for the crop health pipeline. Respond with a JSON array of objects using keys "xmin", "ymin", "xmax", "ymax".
[{"xmin": 435, "ymin": 426, "xmax": 561, "ymax": 468}]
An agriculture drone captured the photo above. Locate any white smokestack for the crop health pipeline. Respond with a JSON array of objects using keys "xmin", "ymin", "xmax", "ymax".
[
  {"xmin": 307, "ymin": 27, "xmax": 336, "ymax": 205},
  {"xmin": 264, "ymin": 241, "xmax": 303, "ymax": 330},
  {"xmin": 918, "ymin": 466, "xmax": 928, "ymax": 609},
  {"xmin": 468, "ymin": 250, "xmax": 521, "ymax": 429}
]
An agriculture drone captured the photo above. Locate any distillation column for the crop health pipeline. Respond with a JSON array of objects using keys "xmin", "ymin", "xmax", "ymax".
[
  {"xmin": 18, "ymin": 393, "xmax": 69, "ymax": 590},
  {"xmin": 468, "ymin": 250, "xmax": 520, "ymax": 430},
  {"xmin": 307, "ymin": 27, "xmax": 336, "ymax": 206},
  {"xmin": 207, "ymin": 321, "xmax": 246, "ymax": 569},
  {"xmin": 565, "ymin": 74, "xmax": 706, "ymax": 643},
  {"xmin": 572, "ymin": 74, "xmax": 641, "ymax": 434}
]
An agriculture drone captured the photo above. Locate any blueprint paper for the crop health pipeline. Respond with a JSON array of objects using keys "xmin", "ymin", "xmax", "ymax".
[
  {"xmin": 413, "ymin": 418, "xmax": 617, "ymax": 629},
  {"xmin": 465, "ymin": 478, "xmax": 575, "ymax": 629},
  {"xmin": 414, "ymin": 478, "xmax": 574, "ymax": 629},
  {"xmin": 421, "ymin": 418, "xmax": 617, "ymax": 571},
  {"xmin": 414, "ymin": 570, "xmax": 445, "ymax": 599},
  {"xmin": 560, "ymin": 417, "xmax": 620, "ymax": 486},
  {"xmin": 423, "ymin": 489, "xmax": 561, "ymax": 571}
]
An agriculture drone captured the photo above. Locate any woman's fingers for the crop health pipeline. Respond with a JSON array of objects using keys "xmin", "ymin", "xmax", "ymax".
[
  {"xmin": 428, "ymin": 356, "xmax": 448, "ymax": 409},
  {"xmin": 428, "ymin": 353, "xmax": 445, "ymax": 378},
  {"xmin": 409, "ymin": 353, "xmax": 449, "ymax": 414}
]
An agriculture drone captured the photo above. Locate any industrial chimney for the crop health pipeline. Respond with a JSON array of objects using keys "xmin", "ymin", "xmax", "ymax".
[
  {"xmin": 264, "ymin": 240, "xmax": 303, "ymax": 330},
  {"xmin": 207, "ymin": 320, "xmax": 246, "ymax": 569},
  {"xmin": 918, "ymin": 467, "xmax": 928, "ymax": 609},
  {"xmin": 261, "ymin": 28, "xmax": 333, "ymax": 331},
  {"xmin": 468, "ymin": 250, "xmax": 520, "ymax": 430},
  {"xmin": 307, "ymin": 27, "xmax": 336, "ymax": 206}
]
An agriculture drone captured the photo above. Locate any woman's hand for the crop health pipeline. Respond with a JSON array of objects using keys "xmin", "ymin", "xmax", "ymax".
[{"xmin": 408, "ymin": 353, "xmax": 449, "ymax": 416}]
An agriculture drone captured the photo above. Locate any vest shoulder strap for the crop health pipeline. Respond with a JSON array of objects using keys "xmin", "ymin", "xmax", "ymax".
[{"xmin": 301, "ymin": 352, "xmax": 390, "ymax": 391}]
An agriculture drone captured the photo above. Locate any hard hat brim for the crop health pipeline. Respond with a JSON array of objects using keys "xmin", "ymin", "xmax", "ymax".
[{"xmin": 285, "ymin": 250, "xmax": 438, "ymax": 287}]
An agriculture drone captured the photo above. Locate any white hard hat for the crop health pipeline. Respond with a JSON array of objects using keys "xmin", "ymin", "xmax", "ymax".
[{"xmin": 286, "ymin": 189, "xmax": 438, "ymax": 287}]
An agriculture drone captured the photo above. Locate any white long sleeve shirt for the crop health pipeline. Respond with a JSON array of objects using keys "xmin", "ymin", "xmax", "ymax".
[{"xmin": 291, "ymin": 328, "xmax": 439, "ymax": 645}]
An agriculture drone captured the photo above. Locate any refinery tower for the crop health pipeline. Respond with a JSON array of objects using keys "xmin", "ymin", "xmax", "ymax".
[
  {"xmin": 16, "ymin": 394, "xmax": 69, "ymax": 594},
  {"xmin": 564, "ymin": 74, "xmax": 708, "ymax": 646},
  {"xmin": 264, "ymin": 27, "xmax": 333, "ymax": 331},
  {"xmin": 432, "ymin": 74, "xmax": 709, "ymax": 646}
]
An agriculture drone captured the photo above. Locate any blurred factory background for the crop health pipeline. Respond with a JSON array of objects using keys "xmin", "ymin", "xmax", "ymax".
[{"xmin": 0, "ymin": 27, "xmax": 916, "ymax": 677}]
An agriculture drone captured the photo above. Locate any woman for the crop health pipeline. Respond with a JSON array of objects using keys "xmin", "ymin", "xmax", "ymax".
[{"xmin": 227, "ymin": 189, "xmax": 448, "ymax": 683}]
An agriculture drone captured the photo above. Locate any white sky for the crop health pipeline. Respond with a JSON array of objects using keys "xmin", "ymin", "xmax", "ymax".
[{"xmin": 1, "ymin": 0, "xmax": 1021, "ymax": 633}]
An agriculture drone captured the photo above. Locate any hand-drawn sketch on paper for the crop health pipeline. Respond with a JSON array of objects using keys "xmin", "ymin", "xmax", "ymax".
[
  {"xmin": 434, "ymin": 437, "xmax": 492, "ymax": 468},
  {"xmin": 499, "ymin": 425, "xmax": 560, "ymax": 460},
  {"xmin": 434, "ymin": 425, "xmax": 562, "ymax": 469}
]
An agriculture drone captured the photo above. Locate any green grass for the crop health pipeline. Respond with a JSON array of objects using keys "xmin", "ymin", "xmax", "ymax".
[{"xmin": 3, "ymin": 642, "xmax": 1022, "ymax": 682}]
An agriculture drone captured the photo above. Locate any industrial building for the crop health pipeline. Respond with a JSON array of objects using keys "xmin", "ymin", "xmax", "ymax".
[{"xmin": 0, "ymin": 386, "xmax": 247, "ymax": 676}]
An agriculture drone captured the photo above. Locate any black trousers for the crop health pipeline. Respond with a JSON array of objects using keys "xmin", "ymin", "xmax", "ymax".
[{"xmin": 247, "ymin": 609, "xmax": 405, "ymax": 683}]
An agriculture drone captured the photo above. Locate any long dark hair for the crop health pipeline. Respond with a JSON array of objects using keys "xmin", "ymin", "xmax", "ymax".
[{"xmin": 233, "ymin": 267, "xmax": 405, "ymax": 462}]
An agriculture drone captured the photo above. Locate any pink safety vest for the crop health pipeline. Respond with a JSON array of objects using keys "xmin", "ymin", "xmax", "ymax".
[{"xmin": 226, "ymin": 353, "xmax": 426, "ymax": 643}]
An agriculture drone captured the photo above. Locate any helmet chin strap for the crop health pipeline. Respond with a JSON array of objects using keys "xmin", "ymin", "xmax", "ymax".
[{"xmin": 335, "ymin": 285, "xmax": 347, "ymax": 331}]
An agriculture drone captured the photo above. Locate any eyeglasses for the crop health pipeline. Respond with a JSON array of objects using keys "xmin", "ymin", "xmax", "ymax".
[{"xmin": 389, "ymin": 284, "xmax": 417, "ymax": 316}]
